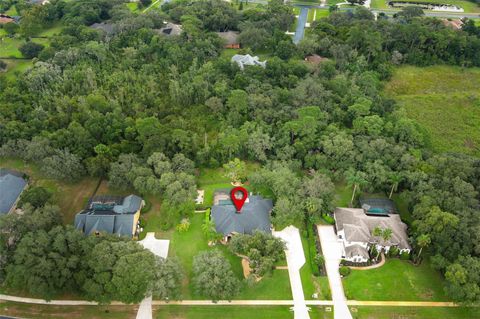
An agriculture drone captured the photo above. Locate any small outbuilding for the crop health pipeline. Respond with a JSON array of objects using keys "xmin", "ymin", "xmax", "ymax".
[{"xmin": 216, "ymin": 31, "xmax": 240, "ymax": 49}]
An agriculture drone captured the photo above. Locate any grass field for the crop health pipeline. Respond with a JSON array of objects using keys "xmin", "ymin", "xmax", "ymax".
[
  {"xmin": 0, "ymin": 302, "xmax": 137, "ymax": 319},
  {"xmin": 350, "ymin": 306, "xmax": 480, "ymax": 319},
  {"xmin": 307, "ymin": 8, "xmax": 330, "ymax": 23},
  {"xmin": 385, "ymin": 65, "xmax": 480, "ymax": 157},
  {"xmin": 343, "ymin": 259, "xmax": 449, "ymax": 301},
  {"xmin": 155, "ymin": 305, "xmax": 334, "ymax": 319},
  {"xmin": 1, "ymin": 59, "xmax": 32, "ymax": 79},
  {"xmin": 0, "ymin": 158, "xmax": 100, "ymax": 223},
  {"xmin": 370, "ymin": 0, "xmax": 389, "ymax": 9}
]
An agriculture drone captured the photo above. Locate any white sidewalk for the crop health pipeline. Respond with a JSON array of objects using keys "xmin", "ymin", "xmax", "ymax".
[
  {"xmin": 317, "ymin": 225, "xmax": 353, "ymax": 319},
  {"xmin": 136, "ymin": 232, "xmax": 170, "ymax": 319},
  {"xmin": 273, "ymin": 226, "xmax": 310, "ymax": 319}
]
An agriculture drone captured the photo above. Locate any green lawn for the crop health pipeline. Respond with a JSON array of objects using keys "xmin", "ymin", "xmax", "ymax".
[
  {"xmin": 385, "ymin": 65, "xmax": 480, "ymax": 157},
  {"xmin": 0, "ymin": 37, "xmax": 50, "ymax": 58},
  {"xmin": 343, "ymin": 259, "xmax": 449, "ymax": 301},
  {"xmin": 4, "ymin": 5, "xmax": 18, "ymax": 15},
  {"xmin": 334, "ymin": 181, "xmax": 352, "ymax": 207},
  {"xmin": 0, "ymin": 158, "xmax": 100, "ymax": 224},
  {"xmin": 0, "ymin": 301, "xmax": 136, "ymax": 319},
  {"xmin": 350, "ymin": 306, "xmax": 480, "ymax": 319},
  {"xmin": 155, "ymin": 306, "xmax": 333, "ymax": 319},
  {"xmin": 38, "ymin": 23, "xmax": 64, "ymax": 37},
  {"xmin": 126, "ymin": 2, "xmax": 139, "ymax": 12},
  {"xmin": 307, "ymin": 9, "xmax": 330, "ymax": 23},
  {"xmin": 1, "ymin": 59, "xmax": 32, "ymax": 79},
  {"xmin": 387, "ymin": 0, "xmax": 480, "ymax": 12},
  {"xmin": 167, "ymin": 213, "xmax": 291, "ymax": 300},
  {"xmin": 370, "ymin": 0, "xmax": 389, "ymax": 9}
]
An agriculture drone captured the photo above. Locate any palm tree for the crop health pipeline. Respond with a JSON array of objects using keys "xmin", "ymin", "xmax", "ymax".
[
  {"xmin": 345, "ymin": 169, "xmax": 368, "ymax": 207},
  {"xmin": 388, "ymin": 173, "xmax": 403, "ymax": 199},
  {"xmin": 382, "ymin": 228, "xmax": 393, "ymax": 242},
  {"xmin": 372, "ymin": 226, "xmax": 382, "ymax": 238},
  {"xmin": 416, "ymin": 234, "xmax": 431, "ymax": 261}
]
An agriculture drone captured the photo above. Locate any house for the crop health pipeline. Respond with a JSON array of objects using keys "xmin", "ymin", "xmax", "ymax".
[
  {"xmin": 156, "ymin": 22, "xmax": 182, "ymax": 37},
  {"xmin": 211, "ymin": 189, "xmax": 272, "ymax": 242},
  {"xmin": 0, "ymin": 169, "xmax": 27, "ymax": 215},
  {"xmin": 74, "ymin": 194, "xmax": 144, "ymax": 238},
  {"xmin": 231, "ymin": 54, "xmax": 266, "ymax": 70},
  {"xmin": 441, "ymin": 19, "xmax": 463, "ymax": 30},
  {"xmin": 0, "ymin": 14, "xmax": 15, "ymax": 25},
  {"xmin": 304, "ymin": 54, "xmax": 328, "ymax": 65},
  {"xmin": 89, "ymin": 22, "xmax": 115, "ymax": 36},
  {"xmin": 28, "ymin": 0, "xmax": 50, "ymax": 5},
  {"xmin": 334, "ymin": 207, "xmax": 411, "ymax": 263},
  {"xmin": 216, "ymin": 31, "xmax": 240, "ymax": 49}
]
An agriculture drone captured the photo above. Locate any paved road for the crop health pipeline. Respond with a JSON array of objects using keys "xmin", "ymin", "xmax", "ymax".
[
  {"xmin": 136, "ymin": 296, "xmax": 153, "ymax": 319},
  {"xmin": 273, "ymin": 226, "xmax": 310, "ymax": 319},
  {"xmin": 293, "ymin": 7, "xmax": 309, "ymax": 44},
  {"xmin": 317, "ymin": 225, "xmax": 353, "ymax": 319}
]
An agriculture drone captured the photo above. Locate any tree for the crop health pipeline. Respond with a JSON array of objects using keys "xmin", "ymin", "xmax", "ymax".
[
  {"xmin": 19, "ymin": 42, "xmax": 45, "ymax": 59},
  {"xmin": 416, "ymin": 234, "xmax": 431, "ymax": 261},
  {"xmin": 3, "ymin": 22, "xmax": 19, "ymax": 35},
  {"xmin": 192, "ymin": 250, "xmax": 240, "ymax": 301},
  {"xmin": 382, "ymin": 228, "xmax": 393, "ymax": 242},
  {"xmin": 0, "ymin": 60, "xmax": 7, "ymax": 72},
  {"xmin": 398, "ymin": 6, "xmax": 424, "ymax": 21},
  {"xmin": 230, "ymin": 232, "xmax": 285, "ymax": 276},
  {"xmin": 388, "ymin": 172, "xmax": 403, "ymax": 199},
  {"xmin": 445, "ymin": 256, "xmax": 480, "ymax": 303},
  {"xmin": 223, "ymin": 158, "xmax": 247, "ymax": 184},
  {"xmin": 272, "ymin": 197, "xmax": 303, "ymax": 228},
  {"xmin": 41, "ymin": 149, "xmax": 84, "ymax": 182},
  {"xmin": 152, "ymin": 257, "xmax": 184, "ymax": 300},
  {"xmin": 17, "ymin": 186, "xmax": 52, "ymax": 209},
  {"xmin": 140, "ymin": 0, "xmax": 152, "ymax": 7},
  {"xmin": 345, "ymin": 169, "xmax": 368, "ymax": 207}
]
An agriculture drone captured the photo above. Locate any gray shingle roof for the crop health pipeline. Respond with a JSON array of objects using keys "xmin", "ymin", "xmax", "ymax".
[
  {"xmin": 345, "ymin": 244, "xmax": 369, "ymax": 259},
  {"xmin": 211, "ymin": 192, "xmax": 272, "ymax": 235},
  {"xmin": 0, "ymin": 169, "xmax": 27, "ymax": 215},
  {"xmin": 74, "ymin": 194, "xmax": 142, "ymax": 237},
  {"xmin": 334, "ymin": 207, "xmax": 411, "ymax": 250}
]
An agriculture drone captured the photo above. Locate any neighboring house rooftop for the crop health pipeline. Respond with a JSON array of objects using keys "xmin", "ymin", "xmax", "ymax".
[
  {"xmin": 0, "ymin": 14, "xmax": 15, "ymax": 24},
  {"xmin": 334, "ymin": 207, "xmax": 410, "ymax": 250},
  {"xmin": 90, "ymin": 22, "xmax": 115, "ymax": 35},
  {"xmin": 442, "ymin": 19, "xmax": 463, "ymax": 30},
  {"xmin": 211, "ymin": 190, "xmax": 272, "ymax": 236},
  {"xmin": 156, "ymin": 22, "xmax": 182, "ymax": 36},
  {"xmin": 74, "ymin": 194, "xmax": 143, "ymax": 237},
  {"xmin": 216, "ymin": 31, "xmax": 240, "ymax": 48},
  {"xmin": 231, "ymin": 54, "xmax": 266, "ymax": 70},
  {"xmin": 304, "ymin": 54, "xmax": 328, "ymax": 65},
  {"xmin": 345, "ymin": 244, "xmax": 370, "ymax": 260},
  {"xmin": 0, "ymin": 169, "xmax": 27, "ymax": 215}
]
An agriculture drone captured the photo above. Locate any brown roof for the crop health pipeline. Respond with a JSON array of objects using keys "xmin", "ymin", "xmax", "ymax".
[
  {"xmin": 0, "ymin": 14, "xmax": 15, "ymax": 24},
  {"xmin": 216, "ymin": 31, "xmax": 239, "ymax": 45},
  {"xmin": 442, "ymin": 19, "xmax": 463, "ymax": 30},
  {"xmin": 305, "ymin": 54, "xmax": 328, "ymax": 64}
]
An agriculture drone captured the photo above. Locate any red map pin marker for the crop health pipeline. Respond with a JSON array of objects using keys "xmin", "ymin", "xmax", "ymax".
[{"xmin": 230, "ymin": 187, "xmax": 248, "ymax": 212}]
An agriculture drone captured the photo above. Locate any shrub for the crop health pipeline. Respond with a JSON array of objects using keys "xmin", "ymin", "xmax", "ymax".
[
  {"xmin": 321, "ymin": 213, "xmax": 335, "ymax": 225},
  {"xmin": 18, "ymin": 186, "xmax": 52, "ymax": 209},
  {"xmin": 339, "ymin": 266, "xmax": 351, "ymax": 277},
  {"xmin": 141, "ymin": 200, "xmax": 152, "ymax": 213},
  {"xmin": 176, "ymin": 218, "xmax": 190, "ymax": 233},
  {"xmin": 0, "ymin": 59, "xmax": 7, "ymax": 71},
  {"xmin": 19, "ymin": 41, "xmax": 45, "ymax": 59},
  {"xmin": 388, "ymin": 246, "xmax": 399, "ymax": 257},
  {"xmin": 314, "ymin": 254, "xmax": 325, "ymax": 267},
  {"xmin": 400, "ymin": 251, "xmax": 410, "ymax": 260}
]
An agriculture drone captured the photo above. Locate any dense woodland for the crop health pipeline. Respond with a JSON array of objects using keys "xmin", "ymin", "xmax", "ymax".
[{"xmin": 0, "ymin": 0, "xmax": 480, "ymax": 305}]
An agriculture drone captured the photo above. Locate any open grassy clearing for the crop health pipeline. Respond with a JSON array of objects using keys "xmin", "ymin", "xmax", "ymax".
[
  {"xmin": 385, "ymin": 65, "xmax": 480, "ymax": 157},
  {"xmin": 307, "ymin": 8, "xmax": 329, "ymax": 23},
  {"xmin": 126, "ymin": 2, "xmax": 139, "ymax": 12},
  {"xmin": 3, "ymin": 6, "xmax": 18, "ymax": 15},
  {"xmin": 350, "ymin": 306, "xmax": 480, "ymax": 319},
  {"xmin": 0, "ymin": 37, "xmax": 50, "ymax": 58},
  {"xmin": 0, "ymin": 158, "xmax": 100, "ymax": 224},
  {"xmin": 343, "ymin": 259, "xmax": 449, "ymax": 301},
  {"xmin": 0, "ymin": 301, "xmax": 137, "ymax": 319},
  {"xmin": 370, "ymin": 0, "xmax": 389, "ymax": 9},
  {"xmin": 1, "ymin": 59, "xmax": 32, "ymax": 79},
  {"xmin": 155, "ymin": 305, "xmax": 334, "ymax": 319}
]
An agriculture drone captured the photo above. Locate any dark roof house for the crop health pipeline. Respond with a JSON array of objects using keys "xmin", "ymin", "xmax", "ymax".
[
  {"xmin": 216, "ymin": 31, "xmax": 240, "ymax": 49},
  {"xmin": 156, "ymin": 22, "xmax": 182, "ymax": 36},
  {"xmin": 89, "ymin": 22, "xmax": 115, "ymax": 36},
  {"xmin": 0, "ymin": 169, "xmax": 27, "ymax": 215},
  {"xmin": 74, "ymin": 194, "xmax": 143, "ymax": 237},
  {"xmin": 211, "ymin": 189, "xmax": 272, "ymax": 237}
]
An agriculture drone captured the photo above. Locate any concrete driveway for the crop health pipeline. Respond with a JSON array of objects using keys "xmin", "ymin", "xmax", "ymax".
[
  {"xmin": 293, "ymin": 7, "xmax": 308, "ymax": 44},
  {"xmin": 136, "ymin": 233, "xmax": 170, "ymax": 319},
  {"xmin": 139, "ymin": 232, "xmax": 169, "ymax": 259},
  {"xmin": 317, "ymin": 225, "xmax": 353, "ymax": 319},
  {"xmin": 273, "ymin": 226, "xmax": 310, "ymax": 319}
]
